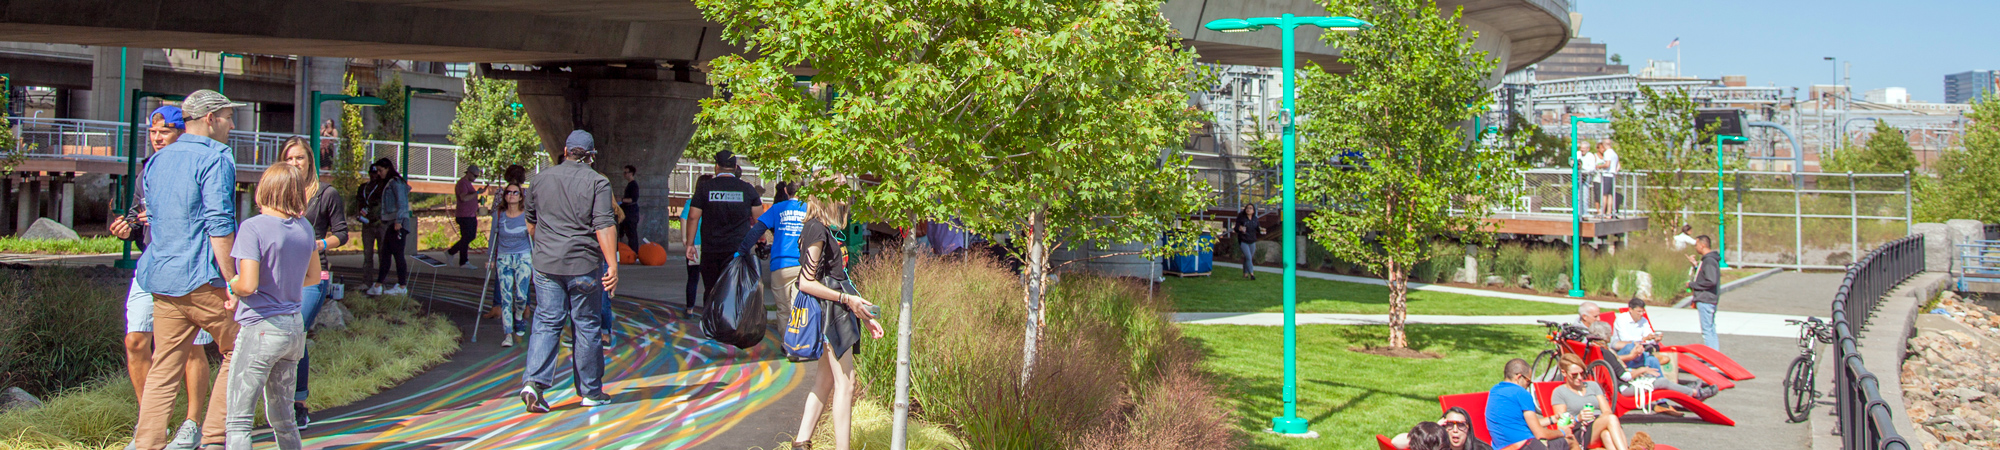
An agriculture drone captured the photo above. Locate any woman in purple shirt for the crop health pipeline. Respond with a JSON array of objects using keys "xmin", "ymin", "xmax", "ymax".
[{"xmin": 221, "ymin": 164, "xmax": 319, "ymax": 450}]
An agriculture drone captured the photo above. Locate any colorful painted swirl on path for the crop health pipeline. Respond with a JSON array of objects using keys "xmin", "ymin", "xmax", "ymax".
[{"xmin": 303, "ymin": 279, "xmax": 802, "ymax": 449}]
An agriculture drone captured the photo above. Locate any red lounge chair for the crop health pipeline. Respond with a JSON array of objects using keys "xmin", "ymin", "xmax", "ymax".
[
  {"xmin": 1601, "ymin": 310, "xmax": 1754, "ymax": 383},
  {"xmin": 1377, "ymin": 434, "xmax": 1400, "ymax": 450},
  {"xmin": 1674, "ymin": 357, "xmax": 1736, "ymax": 390},
  {"xmin": 1438, "ymin": 392, "xmax": 1495, "ymax": 444}
]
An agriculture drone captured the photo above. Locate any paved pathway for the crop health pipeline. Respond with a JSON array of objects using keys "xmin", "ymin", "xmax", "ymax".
[
  {"xmin": 302, "ymin": 253, "xmax": 807, "ymax": 449},
  {"xmin": 1204, "ymin": 262, "xmax": 1816, "ymax": 338}
]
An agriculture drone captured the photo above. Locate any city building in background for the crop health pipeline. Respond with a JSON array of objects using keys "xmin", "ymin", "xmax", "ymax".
[{"xmin": 1944, "ymin": 70, "xmax": 1998, "ymax": 104}]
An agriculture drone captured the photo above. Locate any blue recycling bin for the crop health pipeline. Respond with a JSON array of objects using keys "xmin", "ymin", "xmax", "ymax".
[{"xmin": 1164, "ymin": 233, "xmax": 1215, "ymax": 275}]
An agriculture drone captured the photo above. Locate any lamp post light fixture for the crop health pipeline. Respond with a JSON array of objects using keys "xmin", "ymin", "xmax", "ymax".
[
  {"xmin": 116, "ymin": 90, "xmax": 188, "ymax": 269},
  {"xmin": 1202, "ymin": 13, "xmax": 1372, "ymax": 438},
  {"xmin": 308, "ymin": 90, "xmax": 387, "ymax": 171},
  {"xmin": 217, "ymin": 52, "xmax": 244, "ymax": 94},
  {"xmin": 1715, "ymin": 134, "xmax": 1748, "ymax": 268},
  {"xmin": 403, "ymin": 86, "xmax": 447, "ymax": 172},
  {"xmin": 1567, "ymin": 115, "xmax": 1610, "ymax": 298}
]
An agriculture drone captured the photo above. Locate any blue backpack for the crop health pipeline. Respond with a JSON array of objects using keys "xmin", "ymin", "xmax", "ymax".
[{"xmin": 782, "ymin": 287, "xmax": 826, "ymax": 362}]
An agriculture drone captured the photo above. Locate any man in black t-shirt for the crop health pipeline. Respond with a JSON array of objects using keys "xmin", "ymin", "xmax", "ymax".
[
  {"xmin": 682, "ymin": 150, "xmax": 764, "ymax": 310},
  {"xmin": 619, "ymin": 165, "xmax": 640, "ymax": 250}
]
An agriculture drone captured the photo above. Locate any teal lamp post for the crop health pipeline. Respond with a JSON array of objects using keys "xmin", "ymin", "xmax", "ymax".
[
  {"xmin": 402, "ymin": 87, "xmax": 447, "ymax": 172},
  {"xmin": 1567, "ymin": 116, "xmax": 1610, "ymax": 298},
  {"xmin": 307, "ymin": 91, "xmax": 387, "ymax": 169},
  {"xmin": 1714, "ymin": 134, "xmax": 1747, "ymax": 268},
  {"xmin": 1203, "ymin": 13, "xmax": 1372, "ymax": 437},
  {"xmin": 216, "ymin": 52, "xmax": 243, "ymax": 94},
  {"xmin": 116, "ymin": 90, "xmax": 188, "ymax": 269}
]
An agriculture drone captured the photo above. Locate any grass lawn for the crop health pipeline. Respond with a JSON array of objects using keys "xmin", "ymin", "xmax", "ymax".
[
  {"xmin": 1165, "ymin": 273, "xmax": 1577, "ymax": 315},
  {"xmin": 1182, "ymin": 324, "xmax": 1549, "ymax": 449},
  {"xmin": 0, "ymin": 237, "xmax": 125, "ymax": 255}
]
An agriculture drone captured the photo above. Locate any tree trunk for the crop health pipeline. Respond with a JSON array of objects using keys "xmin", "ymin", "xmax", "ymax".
[
  {"xmin": 1020, "ymin": 211, "xmax": 1048, "ymax": 387},
  {"xmin": 1387, "ymin": 260, "xmax": 1410, "ymax": 349},
  {"xmin": 890, "ymin": 217, "xmax": 920, "ymax": 450}
]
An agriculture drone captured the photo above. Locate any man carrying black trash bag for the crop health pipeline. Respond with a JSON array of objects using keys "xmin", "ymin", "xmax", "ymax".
[
  {"xmin": 683, "ymin": 151, "xmax": 763, "ymax": 315},
  {"xmin": 703, "ymin": 241, "xmax": 768, "ymax": 349},
  {"xmin": 519, "ymin": 129, "xmax": 620, "ymax": 413}
]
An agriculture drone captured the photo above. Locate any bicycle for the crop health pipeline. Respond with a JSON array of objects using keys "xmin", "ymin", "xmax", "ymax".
[
  {"xmin": 1529, "ymin": 320, "xmax": 1595, "ymax": 382},
  {"xmin": 1782, "ymin": 316, "xmax": 1834, "ymax": 423}
]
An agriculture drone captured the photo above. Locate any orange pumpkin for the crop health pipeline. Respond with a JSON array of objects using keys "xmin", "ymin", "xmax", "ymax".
[
  {"xmin": 617, "ymin": 242, "xmax": 638, "ymax": 264},
  {"xmin": 638, "ymin": 242, "xmax": 669, "ymax": 266}
]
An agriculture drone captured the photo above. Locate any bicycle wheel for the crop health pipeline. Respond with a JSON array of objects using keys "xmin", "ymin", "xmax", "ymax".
[
  {"xmin": 1585, "ymin": 360, "xmax": 1624, "ymax": 414},
  {"xmin": 1784, "ymin": 355, "xmax": 1814, "ymax": 423},
  {"xmin": 1531, "ymin": 350, "xmax": 1561, "ymax": 382}
]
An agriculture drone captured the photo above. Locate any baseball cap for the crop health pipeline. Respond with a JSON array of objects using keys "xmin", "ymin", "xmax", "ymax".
[
  {"xmin": 714, "ymin": 150, "xmax": 737, "ymax": 168},
  {"xmin": 565, "ymin": 130, "xmax": 595, "ymax": 153},
  {"xmin": 148, "ymin": 105, "xmax": 185, "ymax": 130},
  {"xmin": 180, "ymin": 89, "xmax": 248, "ymax": 120}
]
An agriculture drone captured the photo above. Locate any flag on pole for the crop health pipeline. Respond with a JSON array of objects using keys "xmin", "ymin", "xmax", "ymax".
[{"xmin": 1667, "ymin": 37, "xmax": 1680, "ymax": 48}]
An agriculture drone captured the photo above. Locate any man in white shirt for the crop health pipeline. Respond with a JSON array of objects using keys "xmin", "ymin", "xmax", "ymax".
[
  {"xmin": 1596, "ymin": 141, "xmax": 1620, "ymax": 219},
  {"xmin": 1611, "ymin": 299, "xmax": 1672, "ymax": 375},
  {"xmin": 1578, "ymin": 144, "xmax": 1601, "ymax": 216}
]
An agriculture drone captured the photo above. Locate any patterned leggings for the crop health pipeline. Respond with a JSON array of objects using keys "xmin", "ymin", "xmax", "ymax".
[{"xmin": 496, "ymin": 253, "xmax": 535, "ymax": 334}]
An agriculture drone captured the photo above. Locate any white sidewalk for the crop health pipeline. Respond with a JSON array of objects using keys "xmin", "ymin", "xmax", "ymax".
[{"xmin": 1197, "ymin": 262, "xmax": 1814, "ymax": 338}]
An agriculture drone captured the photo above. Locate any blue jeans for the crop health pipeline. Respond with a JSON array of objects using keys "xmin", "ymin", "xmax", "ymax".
[
  {"xmin": 1616, "ymin": 342, "xmax": 1662, "ymax": 372},
  {"xmin": 524, "ymin": 267, "xmax": 607, "ymax": 398},
  {"xmin": 295, "ymin": 280, "xmax": 327, "ymax": 401},
  {"xmin": 496, "ymin": 253, "xmax": 535, "ymax": 335},
  {"xmin": 1697, "ymin": 302, "xmax": 1720, "ymax": 350}
]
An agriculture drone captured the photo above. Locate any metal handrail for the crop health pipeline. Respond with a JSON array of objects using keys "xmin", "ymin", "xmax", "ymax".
[{"xmin": 1829, "ymin": 233, "xmax": 1922, "ymax": 450}]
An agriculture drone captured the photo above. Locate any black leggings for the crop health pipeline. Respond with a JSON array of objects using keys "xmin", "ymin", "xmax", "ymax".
[
  {"xmin": 449, "ymin": 217, "xmax": 477, "ymax": 265},
  {"xmin": 377, "ymin": 225, "xmax": 408, "ymax": 285}
]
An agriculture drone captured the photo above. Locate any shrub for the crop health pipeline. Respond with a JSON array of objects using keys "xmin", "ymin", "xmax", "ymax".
[
  {"xmin": 1412, "ymin": 241, "xmax": 1464, "ymax": 283},
  {"xmin": 1581, "ymin": 254, "xmax": 1618, "ymax": 297},
  {"xmin": 0, "ymin": 238, "xmax": 127, "ymax": 255},
  {"xmin": 1493, "ymin": 243, "xmax": 1530, "ymax": 281},
  {"xmin": 302, "ymin": 294, "xmax": 459, "ymax": 410},
  {"xmin": 851, "ymin": 252, "xmax": 1238, "ymax": 449},
  {"xmin": 1526, "ymin": 247, "xmax": 1569, "ymax": 293},
  {"xmin": 0, "ymin": 266, "xmax": 127, "ymax": 397}
]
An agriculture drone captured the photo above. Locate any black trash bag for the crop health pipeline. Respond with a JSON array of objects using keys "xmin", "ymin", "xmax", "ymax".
[{"xmin": 703, "ymin": 252, "xmax": 768, "ymax": 349}]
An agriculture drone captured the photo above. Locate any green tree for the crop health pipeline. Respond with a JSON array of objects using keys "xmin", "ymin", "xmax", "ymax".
[
  {"xmin": 375, "ymin": 74, "xmax": 407, "ymax": 141},
  {"xmin": 0, "ymin": 77, "xmax": 25, "ymax": 173},
  {"xmin": 330, "ymin": 74, "xmax": 371, "ymax": 202},
  {"xmin": 1609, "ymin": 85, "xmax": 1723, "ymax": 234},
  {"xmin": 1821, "ymin": 121, "xmax": 1918, "ymax": 174},
  {"xmin": 1294, "ymin": 0, "xmax": 1520, "ymax": 349},
  {"xmin": 694, "ymin": 0, "xmax": 1211, "ymax": 421},
  {"xmin": 448, "ymin": 78, "xmax": 538, "ymax": 184},
  {"xmin": 1918, "ymin": 95, "xmax": 2000, "ymax": 222}
]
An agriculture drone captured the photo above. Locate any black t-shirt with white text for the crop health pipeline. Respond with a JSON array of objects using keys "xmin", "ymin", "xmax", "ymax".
[{"xmin": 691, "ymin": 174, "xmax": 763, "ymax": 253}]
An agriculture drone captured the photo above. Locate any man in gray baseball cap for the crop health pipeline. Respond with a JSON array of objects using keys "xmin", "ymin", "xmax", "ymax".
[
  {"xmin": 131, "ymin": 89, "xmax": 249, "ymax": 450},
  {"xmin": 518, "ymin": 129, "xmax": 620, "ymax": 412}
]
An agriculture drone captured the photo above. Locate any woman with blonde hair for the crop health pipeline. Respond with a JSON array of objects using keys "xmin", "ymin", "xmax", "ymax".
[
  {"xmin": 278, "ymin": 136, "xmax": 348, "ymax": 428},
  {"xmin": 789, "ymin": 181, "xmax": 885, "ymax": 450}
]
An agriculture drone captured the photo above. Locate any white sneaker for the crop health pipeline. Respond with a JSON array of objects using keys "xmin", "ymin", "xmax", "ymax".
[
  {"xmin": 461, "ymin": 262, "xmax": 481, "ymax": 270},
  {"xmin": 383, "ymin": 285, "xmax": 409, "ymax": 295},
  {"xmin": 366, "ymin": 285, "xmax": 383, "ymax": 296},
  {"xmin": 165, "ymin": 419, "xmax": 200, "ymax": 449}
]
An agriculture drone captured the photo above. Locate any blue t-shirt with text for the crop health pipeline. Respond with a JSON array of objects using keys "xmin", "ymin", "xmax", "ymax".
[
  {"xmin": 758, "ymin": 200, "xmax": 808, "ymax": 270},
  {"xmin": 1485, "ymin": 381, "xmax": 1540, "ymax": 448}
]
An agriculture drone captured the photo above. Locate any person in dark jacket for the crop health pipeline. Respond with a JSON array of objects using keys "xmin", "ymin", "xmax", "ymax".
[
  {"xmin": 1234, "ymin": 204, "xmax": 1262, "ymax": 279},
  {"xmin": 1686, "ymin": 235, "xmax": 1722, "ymax": 350},
  {"xmin": 280, "ymin": 137, "xmax": 348, "ymax": 430}
]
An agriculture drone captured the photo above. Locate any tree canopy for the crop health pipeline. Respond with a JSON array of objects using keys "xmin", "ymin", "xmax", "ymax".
[{"xmin": 448, "ymin": 78, "xmax": 539, "ymax": 183}]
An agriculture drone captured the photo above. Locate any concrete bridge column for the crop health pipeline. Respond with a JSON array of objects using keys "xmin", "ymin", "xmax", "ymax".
[
  {"xmin": 89, "ymin": 47, "xmax": 145, "ymax": 122},
  {"xmin": 507, "ymin": 71, "xmax": 710, "ymax": 247}
]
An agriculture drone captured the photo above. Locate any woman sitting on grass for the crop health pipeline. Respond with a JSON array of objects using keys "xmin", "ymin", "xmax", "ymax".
[{"xmin": 222, "ymin": 163, "xmax": 319, "ymax": 450}]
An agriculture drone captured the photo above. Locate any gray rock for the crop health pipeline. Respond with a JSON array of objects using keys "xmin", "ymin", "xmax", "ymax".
[
  {"xmin": 0, "ymin": 387, "xmax": 41, "ymax": 412},
  {"xmin": 315, "ymin": 300, "xmax": 350, "ymax": 330},
  {"xmin": 16, "ymin": 217, "xmax": 79, "ymax": 241},
  {"xmin": 1916, "ymin": 223, "xmax": 1951, "ymax": 272},
  {"xmin": 1630, "ymin": 270, "xmax": 1654, "ymax": 301},
  {"xmin": 1516, "ymin": 275, "xmax": 1532, "ymax": 289},
  {"xmin": 1484, "ymin": 275, "xmax": 1505, "ymax": 287},
  {"xmin": 1952, "ymin": 387, "xmax": 1988, "ymax": 403},
  {"xmin": 1460, "ymin": 252, "xmax": 1480, "ymax": 283},
  {"xmin": 1254, "ymin": 240, "xmax": 1282, "ymax": 265},
  {"xmin": 1556, "ymin": 274, "xmax": 1572, "ymax": 292},
  {"xmin": 1947, "ymin": 220, "xmax": 1983, "ymax": 272}
]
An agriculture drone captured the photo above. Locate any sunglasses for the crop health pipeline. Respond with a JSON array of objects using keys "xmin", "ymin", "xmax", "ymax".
[
  {"xmin": 1441, "ymin": 420, "xmax": 1469, "ymax": 429},
  {"xmin": 1567, "ymin": 372, "xmax": 1586, "ymax": 379},
  {"xmin": 505, "ymin": 191, "xmax": 523, "ymax": 196}
]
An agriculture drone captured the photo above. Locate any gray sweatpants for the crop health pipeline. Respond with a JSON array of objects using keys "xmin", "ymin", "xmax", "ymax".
[{"xmin": 225, "ymin": 313, "xmax": 306, "ymax": 450}]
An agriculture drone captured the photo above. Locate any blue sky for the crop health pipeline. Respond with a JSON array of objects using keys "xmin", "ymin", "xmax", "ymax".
[{"xmin": 1575, "ymin": 0, "xmax": 1998, "ymax": 102}]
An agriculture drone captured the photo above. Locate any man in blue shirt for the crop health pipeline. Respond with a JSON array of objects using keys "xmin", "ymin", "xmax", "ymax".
[
  {"xmin": 737, "ymin": 181, "xmax": 806, "ymax": 319},
  {"xmin": 131, "ymin": 89, "xmax": 247, "ymax": 450},
  {"xmin": 1486, "ymin": 358, "xmax": 1572, "ymax": 450}
]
